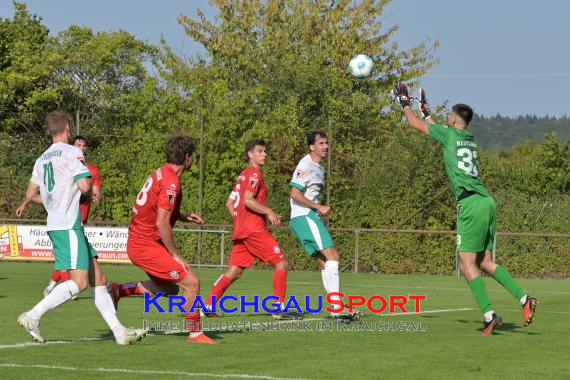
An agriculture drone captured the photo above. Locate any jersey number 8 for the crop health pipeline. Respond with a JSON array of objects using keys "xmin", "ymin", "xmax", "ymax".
[{"xmin": 136, "ymin": 177, "xmax": 154, "ymax": 206}]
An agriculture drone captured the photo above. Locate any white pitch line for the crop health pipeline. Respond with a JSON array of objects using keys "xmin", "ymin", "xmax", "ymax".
[
  {"xmin": 0, "ymin": 307, "xmax": 480, "ymax": 349},
  {"xmin": 0, "ymin": 363, "xmax": 307, "ymax": 380},
  {"xmin": 0, "ymin": 337, "xmax": 105, "ymax": 350},
  {"xmin": 288, "ymin": 281, "xmax": 570, "ymax": 295}
]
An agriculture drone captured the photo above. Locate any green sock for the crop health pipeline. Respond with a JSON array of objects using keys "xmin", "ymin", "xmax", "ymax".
[
  {"xmin": 492, "ymin": 265, "xmax": 525, "ymax": 300},
  {"xmin": 468, "ymin": 276, "xmax": 494, "ymax": 313}
]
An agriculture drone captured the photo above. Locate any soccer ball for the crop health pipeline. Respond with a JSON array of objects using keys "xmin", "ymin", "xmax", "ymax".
[{"xmin": 348, "ymin": 54, "xmax": 374, "ymax": 78}]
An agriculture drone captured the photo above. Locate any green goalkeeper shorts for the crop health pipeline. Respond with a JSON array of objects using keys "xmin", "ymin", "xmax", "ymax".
[
  {"xmin": 48, "ymin": 229, "xmax": 96, "ymax": 270},
  {"xmin": 289, "ymin": 211, "xmax": 335, "ymax": 256},
  {"xmin": 457, "ymin": 194, "xmax": 497, "ymax": 253}
]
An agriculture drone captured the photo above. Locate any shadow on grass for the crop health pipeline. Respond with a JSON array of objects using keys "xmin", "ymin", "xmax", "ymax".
[{"xmin": 454, "ymin": 319, "xmax": 542, "ymax": 335}]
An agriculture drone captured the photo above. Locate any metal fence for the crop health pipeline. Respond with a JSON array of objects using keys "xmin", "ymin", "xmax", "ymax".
[{"xmin": 3, "ymin": 219, "xmax": 569, "ymax": 277}]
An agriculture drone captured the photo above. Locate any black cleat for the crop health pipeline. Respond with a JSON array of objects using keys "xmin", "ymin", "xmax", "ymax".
[{"xmin": 481, "ymin": 313, "xmax": 502, "ymax": 336}]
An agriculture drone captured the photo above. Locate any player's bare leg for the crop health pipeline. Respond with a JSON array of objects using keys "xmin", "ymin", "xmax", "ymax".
[
  {"xmin": 478, "ymin": 250, "xmax": 537, "ymax": 327},
  {"xmin": 178, "ymin": 269, "xmax": 218, "ymax": 344}
]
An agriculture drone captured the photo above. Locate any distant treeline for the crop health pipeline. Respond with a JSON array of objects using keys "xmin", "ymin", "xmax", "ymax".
[{"xmin": 470, "ymin": 114, "xmax": 570, "ymax": 149}]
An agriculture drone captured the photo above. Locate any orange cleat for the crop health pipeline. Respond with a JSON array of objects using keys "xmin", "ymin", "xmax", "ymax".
[
  {"xmin": 481, "ymin": 313, "xmax": 502, "ymax": 336},
  {"xmin": 522, "ymin": 295, "xmax": 538, "ymax": 327},
  {"xmin": 188, "ymin": 333, "xmax": 219, "ymax": 345}
]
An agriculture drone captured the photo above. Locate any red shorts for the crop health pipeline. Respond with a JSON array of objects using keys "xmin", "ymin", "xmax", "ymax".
[
  {"xmin": 229, "ymin": 231, "xmax": 285, "ymax": 268},
  {"xmin": 127, "ymin": 238, "xmax": 187, "ymax": 286}
]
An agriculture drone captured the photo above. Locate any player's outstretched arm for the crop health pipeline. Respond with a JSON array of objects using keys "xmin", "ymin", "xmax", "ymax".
[
  {"xmin": 92, "ymin": 185, "xmax": 102, "ymax": 203},
  {"xmin": 394, "ymin": 83, "xmax": 429, "ymax": 135},
  {"xmin": 156, "ymin": 208, "xmax": 180, "ymax": 255},
  {"xmin": 244, "ymin": 190, "xmax": 281, "ymax": 227},
  {"xmin": 290, "ymin": 187, "xmax": 331, "ymax": 215},
  {"xmin": 179, "ymin": 212, "xmax": 204, "ymax": 225},
  {"xmin": 15, "ymin": 180, "xmax": 42, "ymax": 218},
  {"xmin": 225, "ymin": 197, "xmax": 237, "ymax": 218}
]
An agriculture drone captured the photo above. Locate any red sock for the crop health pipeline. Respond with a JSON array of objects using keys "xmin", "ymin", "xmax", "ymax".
[
  {"xmin": 51, "ymin": 270, "xmax": 61, "ymax": 282},
  {"xmin": 119, "ymin": 282, "xmax": 143, "ymax": 297},
  {"xmin": 59, "ymin": 271, "xmax": 69, "ymax": 282},
  {"xmin": 206, "ymin": 275, "xmax": 233, "ymax": 305},
  {"xmin": 273, "ymin": 269, "xmax": 287, "ymax": 303},
  {"xmin": 184, "ymin": 312, "xmax": 201, "ymax": 333}
]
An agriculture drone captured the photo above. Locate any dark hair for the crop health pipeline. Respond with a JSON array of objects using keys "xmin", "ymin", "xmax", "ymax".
[
  {"xmin": 166, "ymin": 136, "xmax": 195, "ymax": 164},
  {"xmin": 46, "ymin": 110, "xmax": 73, "ymax": 136},
  {"xmin": 452, "ymin": 104, "xmax": 473, "ymax": 125},
  {"xmin": 245, "ymin": 138, "xmax": 266, "ymax": 161},
  {"xmin": 307, "ymin": 131, "xmax": 327, "ymax": 147},
  {"xmin": 72, "ymin": 135, "xmax": 87, "ymax": 145}
]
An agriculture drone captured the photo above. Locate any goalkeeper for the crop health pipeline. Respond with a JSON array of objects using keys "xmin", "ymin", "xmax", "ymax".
[{"xmin": 393, "ymin": 84, "xmax": 537, "ymax": 335}]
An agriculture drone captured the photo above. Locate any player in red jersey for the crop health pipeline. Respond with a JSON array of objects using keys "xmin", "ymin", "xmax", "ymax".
[
  {"xmin": 43, "ymin": 135, "xmax": 103, "ymax": 299},
  {"xmin": 203, "ymin": 139, "xmax": 301, "ymax": 320},
  {"xmin": 109, "ymin": 136, "xmax": 217, "ymax": 344}
]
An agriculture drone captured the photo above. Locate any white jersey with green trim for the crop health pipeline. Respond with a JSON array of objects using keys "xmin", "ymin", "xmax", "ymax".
[
  {"xmin": 289, "ymin": 154, "xmax": 325, "ymax": 219},
  {"xmin": 31, "ymin": 142, "xmax": 91, "ymax": 231}
]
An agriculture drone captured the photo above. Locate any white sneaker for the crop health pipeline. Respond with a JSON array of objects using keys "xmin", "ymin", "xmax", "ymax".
[
  {"xmin": 115, "ymin": 327, "xmax": 147, "ymax": 345},
  {"xmin": 43, "ymin": 287, "xmax": 51, "ymax": 298},
  {"xmin": 17, "ymin": 312, "xmax": 45, "ymax": 343}
]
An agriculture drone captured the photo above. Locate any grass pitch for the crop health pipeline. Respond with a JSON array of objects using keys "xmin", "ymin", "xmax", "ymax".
[{"xmin": 1, "ymin": 262, "xmax": 569, "ymax": 379}]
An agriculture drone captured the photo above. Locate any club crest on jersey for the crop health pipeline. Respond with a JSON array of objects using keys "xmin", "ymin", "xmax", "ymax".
[
  {"xmin": 273, "ymin": 245, "xmax": 281, "ymax": 254},
  {"xmin": 170, "ymin": 183, "xmax": 176, "ymax": 190},
  {"xmin": 295, "ymin": 169, "xmax": 305, "ymax": 179},
  {"xmin": 167, "ymin": 190, "xmax": 177, "ymax": 204},
  {"xmin": 169, "ymin": 270, "xmax": 179, "ymax": 279}
]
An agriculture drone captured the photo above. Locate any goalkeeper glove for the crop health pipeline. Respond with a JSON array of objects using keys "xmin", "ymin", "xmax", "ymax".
[
  {"xmin": 393, "ymin": 83, "xmax": 411, "ymax": 109},
  {"xmin": 418, "ymin": 88, "xmax": 430, "ymax": 119}
]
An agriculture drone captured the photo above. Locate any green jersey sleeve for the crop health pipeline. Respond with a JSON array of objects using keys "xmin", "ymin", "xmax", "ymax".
[{"xmin": 428, "ymin": 124, "xmax": 452, "ymax": 146}]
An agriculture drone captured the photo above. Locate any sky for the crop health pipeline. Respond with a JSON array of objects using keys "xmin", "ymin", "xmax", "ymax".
[{"xmin": 1, "ymin": 0, "xmax": 569, "ymax": 117}]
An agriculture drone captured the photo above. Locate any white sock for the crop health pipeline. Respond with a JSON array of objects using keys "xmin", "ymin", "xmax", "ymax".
[
  {"xmin": 520, "ymin": 294, "xmax": 527, "ymax": 305},
  {"xmin": 92, "ymin": 286, "xmax": 126, "ymax": 337},
  {"xmin": 324, "ymin": 261, "xmax": 341, "ymax": 310},
  {"xmin": 28, "ymin": 280, "xmax": 79, "ymax": 320},
  {"xmin": 484, "ymin": 310, "xmax": 495, "ymax": 323},
  {"xmin": 320, "ymin": 270, "xmax": 329, "ymax": 293},
  {"xmin": 46, "ymin": 280, "xmax": 58, "ymax": 292}
]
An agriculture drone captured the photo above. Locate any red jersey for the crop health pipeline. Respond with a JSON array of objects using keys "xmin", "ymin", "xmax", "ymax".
[
  {"xmin": 129, "ymin": 164, "xmax": 182, "ymax": 241},
  {"xmin": 80, "ymin": 161, "xmax": 102, "ymax": 223},
  {"xmin": 229, "ymin": 166, "xmax": 268, "ymax": 240}
]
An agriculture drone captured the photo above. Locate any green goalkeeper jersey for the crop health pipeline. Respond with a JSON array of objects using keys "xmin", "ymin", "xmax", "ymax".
[{"xmin": 427, "ymin": 124, "xmax": 490, "ymax": 200}]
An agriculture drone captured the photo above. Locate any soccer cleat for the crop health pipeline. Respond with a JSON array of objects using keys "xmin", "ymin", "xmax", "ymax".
[
  {"xmin": 272, "ymin": 311, "xmax": 304, "ymax": 320},
  {"xmin": 188, "ymin": 333, "xmax": 219, "ymax": 345},
  {"xmin": 17, "ymin": 312, "xmax": 45, "ymax": 343},
  {"xmin": 331, "ymin": 305, "xmax": 364, "ymax": 321},
  {"xmin": 43, "ymin": 287, "xmax": 51, "ymax": 298},
  {"xmin": 108, "ymin": 283, "xmax": 121, "ymax": 311},
  {"xmin": 200, "ymin": 304, "xmax": 222, "ymax": 318},
  {"xmin": 522, "ymin": 295, "xmax": 538, "ymax": 327},
  {"xmin": 115, "ymin": 327, "xmax": 147, "ymax": 345},
  {"xmin": 481, "ymin": 313, "xmax": 502, "ymax": 336}
]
